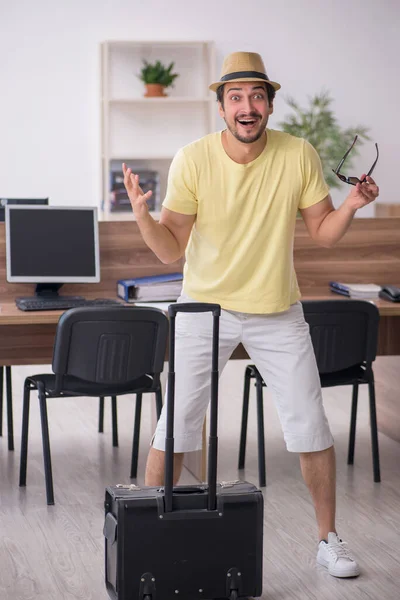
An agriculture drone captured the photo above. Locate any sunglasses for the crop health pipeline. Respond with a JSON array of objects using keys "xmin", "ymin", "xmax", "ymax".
[{"xmin": 332, "ymin": 135, "xmax": 379, "ymax": 186}]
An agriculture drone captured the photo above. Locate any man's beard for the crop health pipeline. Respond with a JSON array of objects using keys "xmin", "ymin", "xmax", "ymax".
[{"xmin": 225, "ymin": 114, "xmax": 267, "ymax": 144}]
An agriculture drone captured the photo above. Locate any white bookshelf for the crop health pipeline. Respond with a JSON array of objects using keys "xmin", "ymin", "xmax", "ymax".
[
  {"xmin": 109, "ymin": 97, "xmax": 212, "ymax": 104},
  {"xmin": 100, "ymin": 40, "xmax": 216, "ymax": 219}
]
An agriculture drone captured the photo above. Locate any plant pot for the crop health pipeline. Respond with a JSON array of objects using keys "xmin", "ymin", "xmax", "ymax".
[{"xmin": 144, "ymin": 84, "xmax": 167, "ymax": 98}]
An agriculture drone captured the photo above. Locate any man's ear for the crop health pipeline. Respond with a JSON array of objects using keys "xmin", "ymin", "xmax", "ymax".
[
  {"xmin": 268, "ymin": 101, "xmax": 274, "ymax": 116},
  {"xmin": 218, "ymin": 102, "xmax": 225, "ymax": 119}
]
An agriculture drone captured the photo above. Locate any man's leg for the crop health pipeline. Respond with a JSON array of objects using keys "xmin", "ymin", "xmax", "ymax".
[
  {"xmin": 145, "ymin": 296, "xmax": 241, "ymax": 486},
  {"xmin": 301, "ymin": 445, "xmax": 360, "ymax": 577},
  {"xmin": 243, "ymin": 302, "xmax": 360, "ymax": 577},
  {"xmin": 300, "ymin": 446, "xmax": 336, "ymax": 541},
  {"xmin": 145, "ymin": 448, "xmax": 184, "ymax": 486}
]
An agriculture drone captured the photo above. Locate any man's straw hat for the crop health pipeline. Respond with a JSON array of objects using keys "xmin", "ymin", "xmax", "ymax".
[{"xmin": 209, "ymin": 51, "xmax": 281, "ymax": 93}]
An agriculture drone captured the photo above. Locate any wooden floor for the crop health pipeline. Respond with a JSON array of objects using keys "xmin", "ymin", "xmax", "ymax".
[{"xmin": 1, "ymin": 359, "xmax": 400, "ymax": 600}]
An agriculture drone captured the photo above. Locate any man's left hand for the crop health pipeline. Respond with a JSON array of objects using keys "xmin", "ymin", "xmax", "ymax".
[{"xmin": 344, "ymin": 175, "xmax": 380, "ymax": 211}]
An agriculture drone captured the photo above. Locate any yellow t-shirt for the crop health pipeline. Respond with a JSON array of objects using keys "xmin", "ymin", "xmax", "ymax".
[{"xmin": 163, "ymin": 129, "xmax": 329, "ymax": 314}]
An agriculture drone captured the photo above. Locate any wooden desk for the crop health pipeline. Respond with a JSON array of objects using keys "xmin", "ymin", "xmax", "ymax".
[
  {"xmin": 375, "ymin": 203, "xmax": 400, "ymax": 218},
  {"xmin": 1, "ymin": 218, "xmax": 400, "ymax": 474},
  {"xmin": 1, "ymin": 218, "xmax": 400, "ymax": 363}
]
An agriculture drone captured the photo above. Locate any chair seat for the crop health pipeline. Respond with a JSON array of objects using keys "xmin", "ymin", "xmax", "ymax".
[
  {"xmin": 27, "ymin": 373, "xmax": 157, "ymax": 397},
  {"xmin": 251, "ymin": 364, "xmax": 369, "ymax": 389},
  {"xmin": 320, "ymin": 365, "xmax": 369, "ymax": 388}
]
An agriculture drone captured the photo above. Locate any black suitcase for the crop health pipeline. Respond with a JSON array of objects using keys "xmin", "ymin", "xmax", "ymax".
[{"xmin": 104, "ymin": 303, "xmax": 264, "ymax": 600}]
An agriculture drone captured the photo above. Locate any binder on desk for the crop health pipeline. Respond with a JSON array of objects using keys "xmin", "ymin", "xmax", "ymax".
[
  {"xmin": 329, "ymin": 281, "xmax": 381, "ymax": 299},
  {"xmin": 117, "ymin": 272, "xmax": 183, "ymax": 302}
]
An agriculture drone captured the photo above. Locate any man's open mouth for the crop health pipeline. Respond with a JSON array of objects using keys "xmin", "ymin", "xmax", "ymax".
[{"xmin": 236, "ymin": 117, "xmax": 259, "ymax": 129}]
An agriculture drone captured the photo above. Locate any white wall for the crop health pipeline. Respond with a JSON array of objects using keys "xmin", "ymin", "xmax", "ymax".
[{"xmin": 0, "ymin": 0, "xmax": 398, "ymax": 217}]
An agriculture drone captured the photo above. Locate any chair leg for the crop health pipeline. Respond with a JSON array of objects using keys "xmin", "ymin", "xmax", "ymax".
[
  {"xmin": 0, "ymin": 365, "xmax": 3, "ymax": 437},
  {"xmin": 6, "ymin": 366, "xmax": 14, "ymax": 451},
  {"xmin": 238, "ymin": 366, "xmax": 252, "ymax": 470},
  {"xmin": 368, "ymin": 374, "xmax": 381, "ymax": 483},
  {"xmin": 347, "ymin": 384, "xmax": 359, "ymax": 465},
  {"xmin": 19, "ymin": 381, "xmax": 31, "ymax": 487},
  {"xmin": 255, "ymin": 373, "xmax": 266, "ymax": 488},
  {"xmin": 38, "ymin": 385, "xmax": 55, "ymax": 505},
  {"xmin": 130, "ymin": 393, "xmax": 143, "ymax": 479},
  {"xmin": 111, "ymin": 396, "xmax": 118, "ymax": 447},
  {"xmin": 155, "ymin": 389, "xmax": 163, "ymax": 420},
  {"xmin": 98, "ymin": 396, "xmax": 105, "ymax": 433}
]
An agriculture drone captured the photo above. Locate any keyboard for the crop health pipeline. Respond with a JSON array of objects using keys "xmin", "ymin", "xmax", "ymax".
[{"xmin": 15, "ymin": 296, "xmax": 123, "ymax": 312}]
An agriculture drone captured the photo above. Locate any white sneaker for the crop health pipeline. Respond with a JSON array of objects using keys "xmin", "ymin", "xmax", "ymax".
[{"xmin": 317, "ymin": 532, "xmax": 360, "ymax": 578}]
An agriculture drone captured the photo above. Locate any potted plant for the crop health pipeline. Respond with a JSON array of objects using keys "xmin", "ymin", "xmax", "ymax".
[
  {"xmin": 138, "ymin": 60, "xmax": 179, "ymax": 97},
  {"xmin": 278, "ymin": 91, "xmax": 370, "ymax": 188}
]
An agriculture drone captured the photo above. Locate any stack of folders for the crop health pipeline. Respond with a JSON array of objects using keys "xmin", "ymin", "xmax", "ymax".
[
  {"xmin": 117, "ymin": 272, "xmax": 183, "ymax": 303},
  {"xmin": 329, "ymin": 281, "xmax": 382, "ymax": 299}
]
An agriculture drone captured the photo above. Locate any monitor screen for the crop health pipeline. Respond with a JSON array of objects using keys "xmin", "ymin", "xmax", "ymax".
[
  {"xmin": 6, "ymin": 206, "xmax": 100, "ymax": 283},
  {"xmin": 0, "ymin": 198, "xmax": 49, "ymax": 222}
]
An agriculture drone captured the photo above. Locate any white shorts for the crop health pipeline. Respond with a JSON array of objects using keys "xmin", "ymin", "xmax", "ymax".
[{"xmin": 152, "ymin": 295, "xmax": 334, "ymax": 454}]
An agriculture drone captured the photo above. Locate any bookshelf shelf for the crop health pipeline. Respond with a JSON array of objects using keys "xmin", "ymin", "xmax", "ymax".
[
  {"xmin": 99, "ymin": 210, "xmax": 161, "ymax": 222},
  {"xmin": 108, "ymin": 97, "xmax": 213, "ymax": 104},
  {"xmin": 108, "ymin": 155, "xmax": 174, "ymax": 161},
  {"xmin": 104, "ymin": 40, "xmax": 212, "ymax": 49}
]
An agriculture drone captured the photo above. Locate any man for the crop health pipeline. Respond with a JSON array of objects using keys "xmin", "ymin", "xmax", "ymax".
[{"xmin": 122, "ymin": 51, "xmax": 379, "ymax": 578}]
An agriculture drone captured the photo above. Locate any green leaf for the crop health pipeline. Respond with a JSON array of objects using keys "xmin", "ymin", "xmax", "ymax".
[{"xmin": 138, "ymin": 59, "xmax": 180, "ymax": 88}]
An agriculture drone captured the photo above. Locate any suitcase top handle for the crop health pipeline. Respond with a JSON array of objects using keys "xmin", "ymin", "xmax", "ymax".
[{"xmin": 165, "ymin": 302, "xmax": 221, "ymax": 513}]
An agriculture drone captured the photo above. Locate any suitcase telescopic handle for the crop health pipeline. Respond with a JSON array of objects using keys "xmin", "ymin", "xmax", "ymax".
[
  {"xmin": 168, "ymin": 303, "xmax": 221, "ymax": 317},
  {"xmin": 165, "ymin": 302, "xmax": 220, "ymax": 513}
]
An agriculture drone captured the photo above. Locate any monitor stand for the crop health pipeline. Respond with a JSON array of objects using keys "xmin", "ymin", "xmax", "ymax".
[
  {"xmin": 34, "ymin": 283, "xmax": 84, "ymax": 301},
  {"xmin": 35, "ymin": 283, "xmax": 63, "ymax": 299},
  {"xmin": 17, "ymin": 283, "xmax": 84, "ymax": 303}
]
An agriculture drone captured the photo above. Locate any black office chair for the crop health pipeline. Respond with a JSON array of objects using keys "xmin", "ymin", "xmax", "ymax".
[
  {"xmin": 97, "ymin": 396, "xmax": 124, "ymax": 448},
  {"xmin": 238, "ymin": 299, "xmax": 381, "ymax": 487},
  {"xmin": 19, "ymin": 305, "xmax": 168, "ymax": 505},
  {"xmin": 0, "ymin": 367, "xmax": 14, "ymax": 450},
  {"xmin": 0, "ymin": 198, "xmax": 49, "ymax": 452}
]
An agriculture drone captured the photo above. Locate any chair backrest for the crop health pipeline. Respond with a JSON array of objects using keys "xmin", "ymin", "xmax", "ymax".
[
  {"xmin": 52, "ymin": 306, "xmax": 169, "ymax": 385},
  {"xmin": 301, "ymin": 299, "xmax": 380, "ymax": 374}
]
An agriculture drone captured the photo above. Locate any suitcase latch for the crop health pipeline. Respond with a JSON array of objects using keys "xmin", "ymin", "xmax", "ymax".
[
  {"xmin": 116, "ymin": 484, "xmax": 142, "ymax": 491},
  {"xmin": 220, "ymin": 480, "xmax": 240, "ymax": 488}
]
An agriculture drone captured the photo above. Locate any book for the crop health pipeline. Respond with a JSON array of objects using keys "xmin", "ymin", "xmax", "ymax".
[
  {"xmin": 329, "ymin": 282, "xmax": 381, "ymax": 299},
  {"xmin": 117, "ymin": 273, "xmax": 183, "ymax": 302},
  {"xmin": 109, "ymin": 167, "xmax": 159, "ymax": 213}
]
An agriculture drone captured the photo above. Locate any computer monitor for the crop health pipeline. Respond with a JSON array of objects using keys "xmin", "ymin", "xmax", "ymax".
[
  {"xmin": 5, "ymin": 205, "xmax": 100, "ymax": 298},
  {"xmin": 0, "ymin": 197, "xmax": 49, "ymax": 222}
]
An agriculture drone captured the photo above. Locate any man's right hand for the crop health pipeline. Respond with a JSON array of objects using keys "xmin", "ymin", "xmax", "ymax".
[{"xmin": 122, "ymin": 163, "xmax": 153, "ymax": 219}]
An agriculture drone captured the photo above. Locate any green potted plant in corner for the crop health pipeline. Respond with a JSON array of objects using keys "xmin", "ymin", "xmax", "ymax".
[
  {"xmin": 278, "ymin": 90, "xmax": 370, "ymax": 189},
  {"xmin": 138, "ymin": 60, "xmax": 179, "ymax": 98}
]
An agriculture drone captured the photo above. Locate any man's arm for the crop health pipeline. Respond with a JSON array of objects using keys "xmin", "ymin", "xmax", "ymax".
[
  {"xmin": 138, "ymin": 206, "xmax": 195, "ymax": 264},
  {"xmin": 300, "ymin": 175, "xmax": 379, "ymax": 247},
  {"xmin": 123, "ymin": 164, "xmax": 195, "ymax": 263}
]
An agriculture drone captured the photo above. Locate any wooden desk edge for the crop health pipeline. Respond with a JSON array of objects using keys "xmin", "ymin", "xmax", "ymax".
[{"xmin": 1, "ymin": 294, "xmax": 399, "ymax": 324}]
